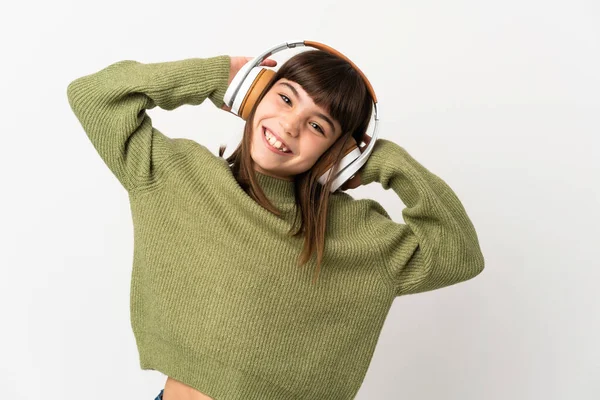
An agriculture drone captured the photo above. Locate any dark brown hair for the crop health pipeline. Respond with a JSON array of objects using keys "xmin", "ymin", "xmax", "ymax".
[{"xmin": 219, "ymin": 50, "xmax": 373, "ymax": 283}]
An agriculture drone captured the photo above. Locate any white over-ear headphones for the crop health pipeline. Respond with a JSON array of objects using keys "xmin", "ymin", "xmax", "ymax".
[{"xmin": 223, "ymin": 40, "xmax": 380, "ymax": 192}]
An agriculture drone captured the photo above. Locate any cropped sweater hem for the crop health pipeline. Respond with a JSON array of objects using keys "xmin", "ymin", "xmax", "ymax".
[{"xmin": 139, "ymin": 333, "xmax": 314, "ymax": 400}]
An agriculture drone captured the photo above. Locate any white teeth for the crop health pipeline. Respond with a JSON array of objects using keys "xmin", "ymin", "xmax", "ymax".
[{"xmin": 263, "ymin": 128, "xmax": 291, "ymax": 153}]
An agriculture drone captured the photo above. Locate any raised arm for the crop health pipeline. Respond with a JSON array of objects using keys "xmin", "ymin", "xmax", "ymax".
[
  {"xmin": 66, "ymin": 55, "xmax": 231, "ymax": 191},
  {"xmin": 360, "ymin": 139, "xmax": 485, "ymax": 296}
]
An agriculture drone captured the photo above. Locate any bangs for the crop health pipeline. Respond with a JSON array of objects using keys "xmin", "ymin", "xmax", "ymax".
[{"xmin": 274, "ymin": 50, "xmax": 372, "ymax": 139}]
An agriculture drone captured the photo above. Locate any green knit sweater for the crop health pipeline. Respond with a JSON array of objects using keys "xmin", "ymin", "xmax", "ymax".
[{"xmin": 66, "ymin": 55, "xmax": 485, "ymax": 400}]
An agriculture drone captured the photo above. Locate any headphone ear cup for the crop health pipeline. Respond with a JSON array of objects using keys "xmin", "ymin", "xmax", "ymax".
[
  {"xmin": 238, "ymin": 68, "xmax": 276, "ymax": 120},
  {"xmin": 314, "ymin": 138, "xmax": 360, "ymax": 187}
]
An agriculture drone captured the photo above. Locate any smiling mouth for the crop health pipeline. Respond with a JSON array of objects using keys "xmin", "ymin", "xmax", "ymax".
[{"xmin": 262, "ymin": 127, "xmax": 293, "ymax": 154}]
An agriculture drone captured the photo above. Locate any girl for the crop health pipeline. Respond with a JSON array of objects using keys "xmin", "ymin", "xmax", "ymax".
[{"xmin": 67, "ymin": 43, "xmax": 485, "ymax": 400}]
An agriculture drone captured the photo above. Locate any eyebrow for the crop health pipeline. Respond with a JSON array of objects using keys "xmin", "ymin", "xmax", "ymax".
[{"xmin": 278, "ymin": 82, "xmax": 335, "ymax": 134}]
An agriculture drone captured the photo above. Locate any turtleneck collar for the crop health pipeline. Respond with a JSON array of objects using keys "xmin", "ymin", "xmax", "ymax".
[{"xmin": 254, "ymin": 170, "xmax": 296, "ymax": 202}]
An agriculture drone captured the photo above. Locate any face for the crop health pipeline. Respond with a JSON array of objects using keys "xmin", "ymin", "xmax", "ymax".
[{"xmin": 250, "ymin": 79, "xmax": 342, "ymax": 181}]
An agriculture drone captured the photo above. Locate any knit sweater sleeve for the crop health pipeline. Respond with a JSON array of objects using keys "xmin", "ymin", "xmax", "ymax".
[
  {"xmin": 359, "ymin": 138, "xmax": 485, "ymax": 296},
  {"xmin": 66, "ymin": 55, "xmax": 231, "ymax": 191}
]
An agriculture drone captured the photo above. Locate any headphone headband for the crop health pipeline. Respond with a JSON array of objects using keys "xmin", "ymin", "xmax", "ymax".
[{"xmin": 225, "ymin": 40, "xmax": 378, "ymax": 120}]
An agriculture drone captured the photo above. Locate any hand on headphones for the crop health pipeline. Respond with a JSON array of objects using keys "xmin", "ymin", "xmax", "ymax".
[
  {"xmin": 221, "ymin": 56, "xmax": 277, "ymax": 113},
  {"xmin": 339, "ymin": 134, "xmax": 373, "ymax": 191}
]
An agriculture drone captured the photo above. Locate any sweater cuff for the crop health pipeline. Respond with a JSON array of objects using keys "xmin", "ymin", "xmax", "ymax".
[{"xmin": 206, "ymin": 55, "xmax": 231, "ymax": 109}]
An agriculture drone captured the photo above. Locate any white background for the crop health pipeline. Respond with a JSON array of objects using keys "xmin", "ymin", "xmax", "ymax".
[{"xmin": 1, "ymin": 0, "xmax": 599, "ymax": 399}]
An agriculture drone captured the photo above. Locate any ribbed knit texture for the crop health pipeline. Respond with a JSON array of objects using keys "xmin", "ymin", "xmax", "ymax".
[{"xmin": 67, "ymin": 55, "xmax": 485, "ymax": 400}]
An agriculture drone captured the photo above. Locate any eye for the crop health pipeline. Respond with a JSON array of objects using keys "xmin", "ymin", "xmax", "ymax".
[
  {"xmin": 310, "ymin": 122, "xmax": 325, "ymax": 135},
  {"xmin": 279, "ymin": 94, "xmax": 291, "ymax": 105}
]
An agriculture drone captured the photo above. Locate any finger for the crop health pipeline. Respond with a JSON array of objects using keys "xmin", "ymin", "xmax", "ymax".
[
  {"xmin": 260, "ymin": 58, "xmax": 277, "ymax": 67},
  {"xmin": 244, "ymin": 56, "xmax": 277, "ymax": 67}
]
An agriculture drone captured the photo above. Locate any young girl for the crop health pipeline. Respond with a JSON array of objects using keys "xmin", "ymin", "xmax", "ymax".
[{"xmin": 67, "ymin": 43, "xmax": 485, "ymax": 400}]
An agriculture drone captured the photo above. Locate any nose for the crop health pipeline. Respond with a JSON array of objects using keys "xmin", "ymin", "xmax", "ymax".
[{"xmin": 279, "ymin": 112, "xmax": 300, "ymax": 138}]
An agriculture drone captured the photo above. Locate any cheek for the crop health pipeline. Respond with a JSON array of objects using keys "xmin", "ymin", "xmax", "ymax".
[
  {"xmin": 252, "ymin": 101, "xmax": 274, "ymax": 128},
  {"xmin": 298, "ymin": 141, "xmax": 329, "ymax": 164},
  {"xmin": 256, "ymin": 95, "xmax": 277, "ymax": 112}
]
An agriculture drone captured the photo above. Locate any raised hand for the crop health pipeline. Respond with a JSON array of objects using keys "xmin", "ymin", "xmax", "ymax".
[{"xmin": 221, "ymin": 56, "xmax": 277, "ymax": 112}]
